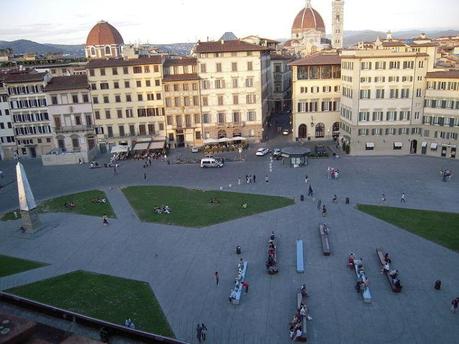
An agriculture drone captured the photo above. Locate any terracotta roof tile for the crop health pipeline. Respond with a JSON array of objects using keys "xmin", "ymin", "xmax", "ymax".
[
  {"xmin": 290, "ymin": 54, "xmax": 341, "ymax": 66},
  {"xmin": 4, "ymin": 72, "xmax": 47, "ymax": 83},
  {"xmin": 194, "ymin": 40, "xmax": 271, "ymax": 53},
  {"xmin": 87, "ymin": 56, "xmax": 163, "ymax": 69},
  {"xmin": 164, "ymin": 57, "xmax": 197, "ymax": 66},
  {"xmin": 163, "ymin": 73, "xmax": 200, "ymax": 82},
  {"xmin": 44, "ymin": 75, "xmax": 89, "ymax": 92},
  {"xmin": 292, "ymin": 6, "xmax": 325, "ymax": 34},
  {"xmin": 426, "ymin": 70, "xmax": 459, "ymax": 79},
  {"xmin": 86, "ymin": 21, "xmax": 124, "ymax": 46}
]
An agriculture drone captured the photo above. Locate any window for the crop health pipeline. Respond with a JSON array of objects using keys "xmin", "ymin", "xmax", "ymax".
[
  {"xmin": 192, "ymin": 95, "xmax": 198, "ymax": 105},
  {"xmin": 174, "ymin": 84, "xmax": 180, "ymax": 91},
  {"xmin": 233, "ymin": 94, "xmax": 239, "ymax": 105},
  {"xmin": 107, "ymin": 126, "xmax": 114, "ymax": 137},
  {"xmin": 155, "ymin": 80, "xmax": 160, "ymax": 86},
  {"xmin": 100, "ymin": 82, "xmax": 109, "ymax": 90},
  {"xmin": 202, "ymin": 96, "xmax": 208, "ymax": 106},
  {"xmin": 215, "ymin": 79, "xmax": 225, "ymax": 89},
  {"xmin": 112, "ymin": 67, "xmax": 118, "ymax": 75},
  {"xmin": 105, "ymin": 110, "xmax": 111, "ymax": 119},
  {"xmin": 247, "ymin": 111, "xmax": 256, "ymax": 121},
  {"xmin": 138, "ymin": 94, "xmax": 143, "ymax": 101},
  {"xmin": 115, "ymin": 95, "xmax": 121, "ymax": 103},
  {"xmin": 136, "ymin": 80, "xmax": 142, "ymax": 87},
  {"xmin": 95, "ymin": 111, "xmax": 100, "ymax": 120},
  {"xmin": 232, "ymin": 78, "xmax": 238, "ymax": 88},
  {"xmin": 117, "ymin": 109, "xmax": 123, "ymax": 119},
  {"xmin": 51, "ymin": 96, "xmax": 58, "ymax": 105},
  {"xmin": 123, "ymin": 67, "xmax": 129, "ymax": 74},
  {"xmin": 245, "ymin": 77, "xmax": 254, "ymax": 87},
  {"xmin": 100, "ymin": 68, "xmax": 106, "ymax": 76},
  {"xmin": 118, "ymin": 125, "xmax": 125, "ymax": 137},
  {"xmin": 200, "ymin": 63, "xmax": 207, "ymax": 73},
  {"xmin": 246, "ymin": 94, "xmax": 256, "ymax": 104},
  {"xmin": 89, "ymin": 69, "xmax": 95, "ymax": 77},
  {"xmin": 216, "ymin": 63, "xmax": 222, "ymax": 72},
  {"xmin": 124, "ymin": 81, "xmax": 130, "ymax": 88},
  {"xmin": 72, "ymin": 95, "xmax": 78, "ymax": 103},
  {"xmin": 232, "ymin": 62, "xmax": 238, "ymax": 72},
  {"xmin": 247, "ymin": 61, "xmax": 253, "ymax": 71},
  {"xmin": 203, "ymin": 113, "xmax": 210, "ymax": 123},
  {"xmin": 133, "ymin": 66, "xmax": 142, "ymax": 73},
  {"xmin": 103, "ymin": 96, "xmax": 109, "ymax": 103},
  {"xmin": 218, "ymin": 95, "xmax": 224, "ymax": 106},
  {"xmin": 126, "ymin": 94, "xmax": 132, "ymax": 102},
  {"xmin": 144, "ymin": 66, "xmax": 150, "ymax": 73},
  {"xmin": 232, "ymin": 111, "xmax": 240, "ymax": 123},
  {"xmin": 218, "ymin": 112, "xmax": 225, "ymax": 124},
  {"xmin": 359, "ymin": 89, "xmax": 371, "ymax": 99},
  {"xmin": 154, "ymin": 65, "xmax": 159, "ymax": 73},
  {"xmin": 194, "ymin": 113, "xmax": 200, "ymax": 124},
  {"xmin": 83, "ymin": 94, "xmax": 89, "ymax": 103},
  {"xmin": 126, "ymin": 109, "xmax": 133, "ymax": 118},
  {"xmin": 92, "ymin": 96, "xmax": 99, "ymax": 104},
  {"xmin": 376, "ymin": 89, "xmax": 385, "ymax": 99}
]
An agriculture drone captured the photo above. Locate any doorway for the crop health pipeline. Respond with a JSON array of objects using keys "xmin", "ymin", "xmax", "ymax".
[
  {"xmin": 29, "ymin": 147, "xmax": 37, "ymax": 158},
  {"xmin": 410, "ymin": 140, "xmax": 417, "ymax": 154},
  {"xmin": 298, "ymin": 124, "xmax": 307, "ymax": 139}
]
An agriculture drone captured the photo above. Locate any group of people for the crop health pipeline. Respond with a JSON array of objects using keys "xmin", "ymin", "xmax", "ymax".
[
  {"xmin": 196, "ymin": 323, "xmax": 208, "ymax": 343},
  {"xmin": 92, "ymin": 197, "xmax": 107, "ymax": 204},
  {"xmin": 124, "ymin": 318, "xmax": 135, "ymax": 329},
  {"xmin": 266, "ymin": 232, "xmax": 278, "ymax": 274},
  {"xmin": 440, "ymin": 168, "xmax": 452, "ymax": 182},
  {"xmin": 327, "ymin": 167, "xmax": 340, "ymax": 179},
  {"xmin": 348, "ymin": 254, "xmax": 369, "ymax": 293},
  {"xmin": 289, "ymin": 285, "xmax": 312, "ymax": 341},
  {"xmin": 64, "ymin": 201, "xmax": 76, "ymax": 209},
  {"xmin": 380, "ymin": 252, "xmax": 402, "ymax": 290},
  {"xmin": 229, "ymin": 258, "xmax": 248, "ymax": 303},
  {"xmin": 154, "ymin": 205, "xmax": 171, "ymax": 214}
]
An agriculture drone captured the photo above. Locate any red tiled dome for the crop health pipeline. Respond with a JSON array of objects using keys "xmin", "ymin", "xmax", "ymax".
[
  {"xmin": 292, "ymin": 6, "xmax": 325, "ymax": 34},
  {"xmin": 86, "ymin": 20, "xmax": 124, "ymax": 46}
]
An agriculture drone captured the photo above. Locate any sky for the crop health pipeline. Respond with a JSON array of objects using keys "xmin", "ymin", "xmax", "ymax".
[{"xmin": 0, "ymin": 0, "xmax": 458, "ymax": 45}]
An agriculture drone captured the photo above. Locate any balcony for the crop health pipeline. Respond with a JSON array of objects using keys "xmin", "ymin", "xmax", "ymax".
[{"xmin": 55, "ymin": 125, "xmax": 94, "ymax": 134}]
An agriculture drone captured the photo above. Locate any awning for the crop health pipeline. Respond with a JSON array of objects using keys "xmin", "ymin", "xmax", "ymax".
[
  {"xmin": 203, "ymin": 139, "xmax": 219, "ymax": 145},
  {"xmin": 430, "ymin": 143, "xmax": 438, "ymax": 149},
  {"xmin": 393, "ymin": 142, "xmax": 403, "ymax": 148},
  {"xmin": 149, "ymin": 141, "xmax": 165, "ymax": 150},
  {"xmin": 133, "ymin": 142, "xmax": 150, "ymax": 151},
  {"xmin": 111, "ymin": 145, "xmax": 129, "ymax": 154},
  {"xmin": 421, "ymin": 142, "xmax": 427, "ymax": 147},
  {"xmin": 365, "ymin": 142, "xmax": 375, "ymax": 148},
  {"xmin": 218, "ymin": 137, "xmax": 231, "ymax": 143},
  {"xmin": 230, "ymin": 137, "xmax": 247, "ymax": 141}
]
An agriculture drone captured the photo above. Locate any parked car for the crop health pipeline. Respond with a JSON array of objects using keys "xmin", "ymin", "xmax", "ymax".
[
  {"xmin": 191, "ymin": 147, "xmax": 199, "ymax": 153},
  {"xmin": 315, "ymin": 144, "xmax": 327, "ymax": 157},
  {"xmin": 282, "ymin": 128, "xmax": 290, "ymax": 135},
  {"xmin": 256, "ymin": 148, "xmax": 270, "ymax": 156},
  {"xmin": 272, "ymin": 148, "xmax": 282, "ymax": 160},
  {"xmin": 200, "ymin": 157, "xmax": 223, "ymax": 168}
]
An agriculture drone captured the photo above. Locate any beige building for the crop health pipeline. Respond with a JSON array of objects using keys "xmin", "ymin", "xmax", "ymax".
[
  {"xmin": 4, "ymin": 71, "xmax": 54, "ymax": 158},
  {"xmin": 163, "ymin": 57, "xmax": 202, "ymax": 148},
  {"xmin": 44, "ymin": 75, "xmax": 97, "ymax": 164},
  {"xmin": 421, "ymin": 70, "xmax": 459, "ymax": 158},
  {"xmin": 271, "ymin": 54, "xmax": 293, "ymax": 113},
  {"xmin": 87, "ymin": 56, "xmax": 166, "ymax": 152},
  {"xmin": 0, "ymin": 77, "xmax": 15, "ymax": 160},
  {"xmin": 291, "ymin": 53, "xmax": 341, "ymax": 141},
  {"xmin": 339, "ymin": 49, "xmax": 429, "ymax": 155},
  {"xmin": 193, "ymin": 39, "xmax": 272, "ymax": 142}
]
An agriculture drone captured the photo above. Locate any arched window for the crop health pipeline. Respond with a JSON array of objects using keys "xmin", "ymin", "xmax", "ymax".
[
  {"xmin": 232, "ymin": 129, "xmax": 242, "ymax": 137},
  {"xmin": 57, "ymin": 135, "xmax": 66, "ymax": 151},
  {"xmin": 105, "ymin": 46, "xmax": 111, "ymax": 55},
  {"xmin": 315, "ymin": 123, "xmax": 325, "ymax": 138},
  {"xmin": 298, "ymin": 124, "xmax": 307, "ymax": 139},
  {"xmin": 71, "ymin": 135, "xmax": 80, "ymax": 149},
  {"xmin": 332, "ymin": 122, "xmax": 340, "ymax": 132},
  {"xmin": 217, "ymin": 130, "xmax": 227, "ymax": 138},
  {"xmin": 90, "ymin": 47, "xmax": 96, "ymax": 56}
]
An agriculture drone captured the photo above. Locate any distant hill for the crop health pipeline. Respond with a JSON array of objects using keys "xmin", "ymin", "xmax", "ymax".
[{"xmin": 2, "ymin": 29, "xmax": 458, "ymax": 57}]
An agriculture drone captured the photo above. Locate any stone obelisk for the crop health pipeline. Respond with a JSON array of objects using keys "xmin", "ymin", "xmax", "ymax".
[{"xmin": 16, "ymin": 162, "xmax": 41, "ymax": 232}]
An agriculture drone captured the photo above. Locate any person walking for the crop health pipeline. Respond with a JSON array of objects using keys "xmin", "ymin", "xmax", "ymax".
[
  {"xmin": 451, "ymin": 297, "xmax": 459, "ymax": 313},
  {"xmin": 265, "ymin": 175, "xmax": 269, "ymax": 183},
  {"xmin": 321, "ymin": 205, "xmax": 327, "ymax": 217},
  {"xmin": 201, "ymin": 323, "xmax": 207, "ymax": 341},
  {"xmin": 214, "ymin": 271, "xmax": 219, "ymax": 286},
  {"xmin": 102, "ymin": 215, "xmax": 109, "ymax": 225},
  {"xmin": 381, "ymin": 193, "xmax": 386, "ymax": 203},
  {"xmin": 253, "ymin": 174, "xmax": 256, "ymax": 183},
  {"xmin": 242, "ymin": 281, "xmax": 249, "ymax": 293},
  {"xmin": 308, "ymin": 185, "xmax": 314, "ymax": 197},
  {"xmin": 144, "ymin": 172, "xmax": 147, "ymax": 181},
  {"xmin": 196, "ymin": 324, "xmax": 202, "ymax": 343},
  {"xmin": 238, "ymin": 176, "xmax": 241, "ymax": 185},
  {"xmin": 401, "ymin": 192, "xmax": 406, "ymax": 203},
  {"xmin": 305, "ymin": 175, "xmax": 309, "ymax": 184}
]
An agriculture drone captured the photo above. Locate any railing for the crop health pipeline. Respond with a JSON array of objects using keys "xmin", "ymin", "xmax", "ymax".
[
  {"xmin": 0, "ymin": 291, "xmax": 188, "ymax": 344},
  {"xmin": 55, "ymin": 125, "xmax": 94, "ymax": 133}
]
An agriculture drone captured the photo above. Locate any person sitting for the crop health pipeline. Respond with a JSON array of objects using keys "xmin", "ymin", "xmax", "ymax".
[
  {"xmin": 241, "ymin": 203, "xmax": 248, "ymax": 209},
  {"xmin": 300, "ymin": 284, "xmax": 309, "ymax": 297},
  {"xmin": 299, "ymin": 304, "xmax": 306, "ymax": 318},
  {"xmin": 384, "ymin": 253, "xmax": 392, "ymax": 264},
  {"xmin": 332, "ymin": 194, "xmax": 337, "ymax": 203},
  {"xmin": 293, "ymin": 327, "xmax": 303, "ymax": 341},
  {"xmin": 381, "ymin": 262, "xmax": 390, "ymax": 273},
  {"xmin": 348, "ymin": 253, "xmax": 355, "ymax": 268},
  {"xmin": 393, "ymin": 278, "xmax": 402, "ymax": 290},
  {"xmin": 389, "ymin": 269, "xmax": 398, "ymax": 279},
  {"xmin": 270, "ymin": 231, "xmax": 275, "ymax": 240}
]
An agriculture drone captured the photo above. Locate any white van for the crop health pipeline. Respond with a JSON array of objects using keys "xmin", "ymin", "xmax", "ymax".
[{"xmin": 200, "ymin": 158, "xmax": 224, "ymax": 168}]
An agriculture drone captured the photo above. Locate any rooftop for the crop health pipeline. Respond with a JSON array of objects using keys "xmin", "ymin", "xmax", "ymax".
[
  {"xmin": 163, "ymin": 73, "xmax": 200, "ymax": 82},
  {"xmin": 426, "ymin": 70, "xmax": 459, "ymax": 79},
  {"xmin": 164, "ymin": 57, "xmax": 197, "ymax": 66},
  {"xmin": 290, "ymin": 54, "xmax": 341, "ymax": 66},
  {"xmin": 194, "ymin": 40, "xmax": 271, "ymax": 54},
  {"xmin": 3, "ymin": 72, "xmax": 47, "ymax": 84},
  {"xmin": 44, "ymin": 75, "xmax": 89, "ymax": 92}
]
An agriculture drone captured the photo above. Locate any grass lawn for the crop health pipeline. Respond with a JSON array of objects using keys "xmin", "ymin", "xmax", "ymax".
[
  {"xmin": 357, "ymin": 204, "xmax": 459, "ymax": 251},
  {"xmin": 1, "ymin": 210, "xmax": 20, "ymax": 221},
  {"xmin": 7, "ymin": 270, "xmax": 174, "ymax": 337},
  {"xmin": 0, "ymin": 254, "xmax": 46, "ymax": 277},
  {"xmin": 122, "ymin": 185, "xmax": 294, "ymax": 227},
  {"xmin": 39, "ymin": 190, "xmax": 116, "ymax": 218}
]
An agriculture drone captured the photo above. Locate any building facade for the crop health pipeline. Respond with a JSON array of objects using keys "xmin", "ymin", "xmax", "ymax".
[
  {"xmin": 4, "ymin": 72, "xmax": 53, "ymax": 158},
  {"xmin": 44, "ymin": 75, "xmax": 97, "ymax": 163},
  {"xmin": 87, "ymin": 56, "xmax": 166, "ymax": 152},
  {"xmin": 163, "ymin": 57, "xmax": 202, "ymax": 148},
  {"xmin": 421, "ymin": 70, "xmax": 459, "ymax": 158},
  {"xmin": 291, "ymin": 54, "xmax": 341, "ymax": 141},
  {"xmin": 271, "ymin": 54, "xmax": 293, "ymax": 113},
  {"xmin": 193, "ymin": 40, "xmax": 272, "ymax": 142},
  {"xmin": 339, "ymin": 50, "xmax": 429, "ymax": 155},
  {"xmin": 0, "ymin": 78, "xmax": 15, "ymax": 160}
]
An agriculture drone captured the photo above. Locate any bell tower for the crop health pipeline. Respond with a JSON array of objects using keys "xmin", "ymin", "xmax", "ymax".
[{"xmin": 332, "ymin": 0, "xmax": 344, "ymax": 49}]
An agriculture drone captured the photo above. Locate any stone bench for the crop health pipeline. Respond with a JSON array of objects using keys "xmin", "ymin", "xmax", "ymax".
[
  {"xmin": 319, "ymin": 224, "xmax": 331, "ymax": 256},
  {"xmin": 296, "ymin": 240, "xmax": 304, "ymax": 273},
  {"xmin": 353, "ymin": 259, "xmax": 372, "ymax": 303},
  {"xmin": 267, "ymin": 238, "xmax": 279, "ymax": 274},
  {"xmin": 293, "ymin": 292, "xmax": 307, "ymax": 342},
  {"xmin": 376, "ymin": 248, "xmax": 401, "ymax": 293},
  {"xmin": 229, "ymin": 261, "xmax": 248, "ymax": 305}
]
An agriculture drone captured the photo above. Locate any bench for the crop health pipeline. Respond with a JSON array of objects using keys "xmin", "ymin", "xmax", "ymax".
[
  {"xmin": 296, "ymin": 240, "xmax": 304, "ymax": 273},
  {"xmin": 229, "ymin": 261, "xmax": 248, "ymax": 305},
  {"xmin": 376, "ymin": 248, "xmax": 401, "ymax": 293},
  {"xmin": 353, "ymin": 259, "xmax": 372, "ymax": 303},
  {"xmin": 319, "ymin": 224, "xmax": 331, "ymax": 256},
  {"xmin": 293, "ymin": 292, "xmax": 307, "ymax": 342}
]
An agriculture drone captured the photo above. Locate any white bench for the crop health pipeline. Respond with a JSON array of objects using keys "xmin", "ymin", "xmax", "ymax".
[{"xmin": 229, "ymin": 261, "xmax": 248, "ymax": 305}]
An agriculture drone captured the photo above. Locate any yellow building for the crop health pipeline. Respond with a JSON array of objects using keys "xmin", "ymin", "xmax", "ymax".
[
  {"xmin": 421, "ymin": 70, "xmax": 459, "ymax": 158},
  {"xmin": 163, "ymin": 57, "xmax": 202, "ymax": 148},
  {"xmin": 87, "ymin": 56, "xmax": 166, "ymax": 152},
  {"xmin": 291, "ymin": 53, "xmax": 341, "ymax": 141},
  {"xmin": 193, "ymin": 39, "xmax": 272, "ymax": 142}
]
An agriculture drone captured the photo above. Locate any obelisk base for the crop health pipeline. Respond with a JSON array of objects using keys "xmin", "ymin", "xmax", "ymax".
[{"xmin": 20, "ymin": 209, "xmax": 41, "ymax": 233}]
